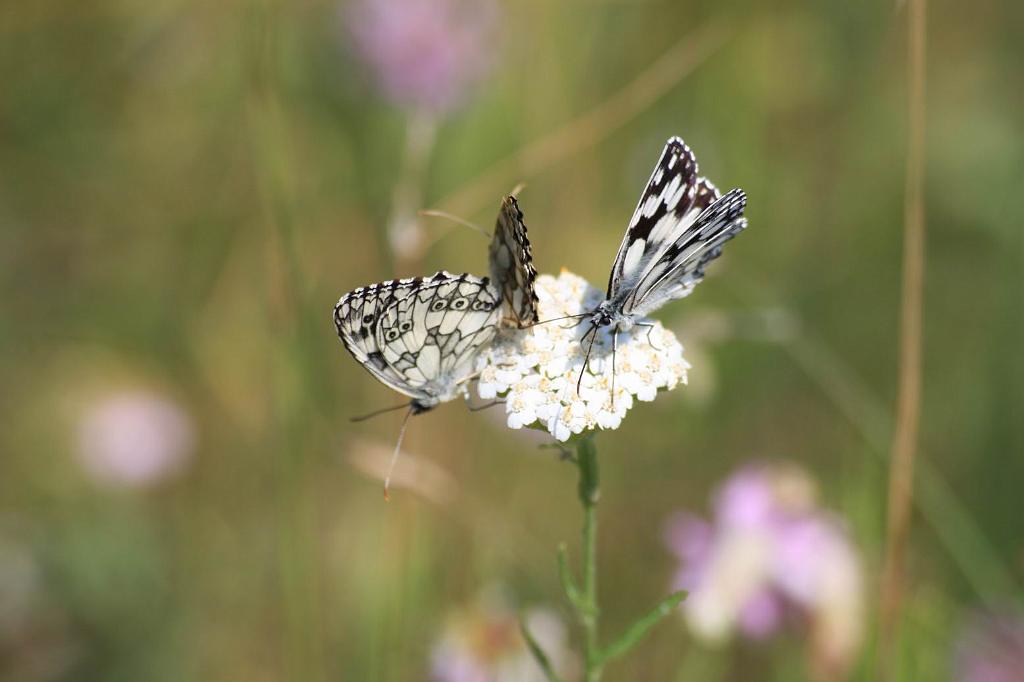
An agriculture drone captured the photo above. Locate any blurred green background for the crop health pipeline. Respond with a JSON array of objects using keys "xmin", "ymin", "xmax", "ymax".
[{"xmin": 1, "ymin": 0, "xmax": 1022, "ymax": 680}]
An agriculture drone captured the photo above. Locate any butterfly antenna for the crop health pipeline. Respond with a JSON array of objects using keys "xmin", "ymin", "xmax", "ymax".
[
  {"xmin": 524, "ymin": 313, "xmax": 589, "ymax": 329},
  {"xmin": 383, "ymin": 406, "xmax": 415, "ymax": 501},
  {"xmin": 418, "ymin": 209, "xmax": 490, "ymax": 240},
  {"xmin": 455, "ymin": 370, "xmax": 482, "ymax": 387},
  {"xmin": 351, "ymin": 402, "xmax": 411, "ymax": 422}
]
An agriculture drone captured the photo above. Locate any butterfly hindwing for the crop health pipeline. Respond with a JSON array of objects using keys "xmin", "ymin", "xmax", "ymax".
[
  {"xmin": 335, "ymin": 272, "xmax": 501, "ymax": 406},
  {"xmin": 489, "ymin": 195, "xmax": 538, "ymax": 327},
  {"xmin": 335, "ymin": 278, "xmax": 432, "ymax": 402},
  {"xmin": 377, "ymin": 274, "xmax": 500, "ymax": 383}
]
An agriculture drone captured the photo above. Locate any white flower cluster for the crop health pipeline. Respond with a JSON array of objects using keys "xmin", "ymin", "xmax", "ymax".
[{"xmin": 476, "ymin": 271, "xmax": 689, "ymax": 441}]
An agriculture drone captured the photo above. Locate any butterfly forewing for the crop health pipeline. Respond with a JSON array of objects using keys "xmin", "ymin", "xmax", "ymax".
[
  {"xmin": 623, "ymin": 188, "xmax": 748, "ymax": 317},
  {"xmin": 489, "ymin": 195, "xmax": 538, "ymax": 327},
  {"xmin": 691, "ymin": 177, "xmax": 722, "ymax": 215},
  {"xmin": 335, "ymin": 272, "xmax": 500, "ymax": 406},
  {"xmin": 607, "ymin": 137, "xmax": 700, "ymax": 297},
  {"xmin": 603, "ymin": 137, "xmax": 748, "ymax": 318}
]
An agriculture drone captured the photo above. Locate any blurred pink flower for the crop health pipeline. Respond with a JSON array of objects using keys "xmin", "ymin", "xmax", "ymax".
[
  {"xmin": 345, "ymin": 0, "xmax": 498, "ymax": 113},
  {"xmin": 664, "ymin": 462, "xmax": 864, "ymax": 679},
  {"xmin": 75, "ymin": 389, "xmax": 195, "ymax": 489},
  {"xmin": 955, "ymin": 611, "xmax": 1024, "ymax": 682},
  {"xmin": 430, "ymin": 590, "xmax": 577, "ymax": 682}
]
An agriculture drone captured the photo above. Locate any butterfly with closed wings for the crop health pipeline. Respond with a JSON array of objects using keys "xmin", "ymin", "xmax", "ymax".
[
  {"xmin": 575, "ymin": 137, "xmax": 748, "ymax": 397},
  {"xmin": 334, "ymin": 196, "xmax": 538, "ymax": 496},
  {"xmin": 334, "ymin": 271, "xmax": 501, "ymax": 496},
  {"xmin": 489, "ymin": 194, "xmax": 539, "ymax": 329}
]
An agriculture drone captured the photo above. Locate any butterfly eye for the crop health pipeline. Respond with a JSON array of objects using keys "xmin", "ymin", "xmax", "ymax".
[
  {"xmin": 430, "ymin": 299, "xmax": 448, "ymax": 312},
  {"xmin": 451, "ymin": 298, "xmax": 468, "ymax": 310},
  {"xmin": 384, "ymin": 328, "xmax": 399, "ymax": 342},
  {"xmin": 399, "ymin": 321, "xmax": 413, "ymax": 333},
  {"xmin": 362, "ymin": 314, "xmax": 374, "ymax": 324}
]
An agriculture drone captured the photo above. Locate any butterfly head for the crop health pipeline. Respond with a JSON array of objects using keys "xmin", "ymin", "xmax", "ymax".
[
  {"xmin": 590, "ymin": 301, "xmax": 633, "ymax": 332},
  {"xmin": 410, "ymin": 398, "xmax": 438, "ymax": 415}
]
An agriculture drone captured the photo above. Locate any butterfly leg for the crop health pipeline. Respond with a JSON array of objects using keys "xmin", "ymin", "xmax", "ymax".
[
  {"xmin": 610, "ymin": 329, "xmax": 618, "ymax": 411},
  {"xmin": 549, "ymin": 325, "xmax": 596, "ymax": 442},
  {"xmin": 351, "ymin": 401, "xmax": 413, "ymax": 422},
  {"xmin": 638, "ymin": 322, "xmax": 663, "ymax": 350},
  {"xmin": 468, "ymin": 400, "xmax": 505, "ymax": 412},
  {"xmin": 576, "ymin": 325, "xmax": 599, "ymax": 396}
]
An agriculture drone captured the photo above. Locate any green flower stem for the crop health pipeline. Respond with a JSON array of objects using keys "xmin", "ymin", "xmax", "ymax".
[
  {"xmin": 575, "ymin": 436, "xmax": 601, "ymax": 681},
  {"xmin": 527, "ymin": 435, "xmax": 685, "ymax": 681}
]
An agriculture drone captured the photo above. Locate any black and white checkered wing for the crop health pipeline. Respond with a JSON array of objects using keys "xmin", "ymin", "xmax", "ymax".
[
  {"xmin": 621, "ymin": 188, "xmax": 747, "ymax": 317},
  {"xmin": 335, "ymin": 277, "xmax": 434, "ymax": 402},
  {"xmin": 375, "ymin": 274, "xmax": 500, "ymax": 392},
  {"xmin": 334, "ymin": 272, "xmax": 501, "ymax": 407},
  {"xmin": 607, "ymin": 137, "xmax": 700, "ymax": 298},
  {"xmin": 607, "ymin": 137, "xmax": 747, "ymax": 316},
  {"xmin": 489, "ymin": 195, "xmax": 538, "ymax": 327}
]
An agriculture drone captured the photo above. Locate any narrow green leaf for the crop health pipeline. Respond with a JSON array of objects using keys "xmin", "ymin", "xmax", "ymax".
[
  {"xmin": 599, "ymin": 590, "xmax": 687, "ymax": 665},
  {"xmin": 520, "ymin": 618, "xmax": 565, "ymax": 682},
  {"xmin": 557, "ymin": 542, "xmax": 582, "ymax": 607}
]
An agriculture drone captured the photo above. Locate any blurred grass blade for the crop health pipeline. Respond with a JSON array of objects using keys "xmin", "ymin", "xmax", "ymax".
[
  {"xmin": 599, "ymin": 590, "xmax": 687, "ymax": 666},
  {"xmin": 786, "ymin": 333, "xmax": 1020, "ymax": 603},
  {"xmin": 430, "ymin": 20, "xmax": 729, "ymax": 225},
  {"xmin": 878, "ymin": 0, "xmax": 929, "ymax": 676}
]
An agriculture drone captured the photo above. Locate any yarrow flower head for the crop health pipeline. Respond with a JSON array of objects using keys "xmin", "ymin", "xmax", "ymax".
[
  {"xmin": 664, "ymin": 462, "xmax": 864, "ymax": 679},
  {"xmin": 954, "ymin": 610, "xmax": 1024, "ymax": 682},
  {"xmin": 476, "ymin": 271, "xmax": 689, "ymax": 441},
  {"xmin": 430, "ymin": 590, "xmax": 577, "ymax": 682}
]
